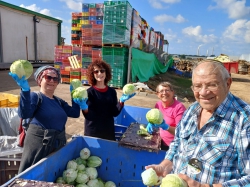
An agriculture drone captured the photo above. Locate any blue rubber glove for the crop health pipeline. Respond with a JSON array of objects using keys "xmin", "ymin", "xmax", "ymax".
[
  {"xmin": 120, "ymin": 93, "xmax": 136, "ymax": 103},
  {"xmin": 73, "ymin": 98, "xmax": 88, "ymax": 110},
  {"xmin": 158, "ymin": 120, "xmax": 170, "ymax": 130},
  {"xmin": 146, "ymin": 122, "xmax": 154, "ymax": 134},
  {"xmin": 70, "ymin": 85, "xmax": 74, "ymax": 93},
  {"xmin": 9, "ymin": 72, "xmax": 30, "ymax": 91}
]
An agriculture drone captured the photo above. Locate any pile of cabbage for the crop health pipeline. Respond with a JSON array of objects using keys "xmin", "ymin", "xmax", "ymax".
[
  {"xmin": 141, "ymin": 168, "xmax": 187, "ymax": 187},
  {"xmin": 55, "ymin": 147, "xmax": 116, "ymax": 187}
]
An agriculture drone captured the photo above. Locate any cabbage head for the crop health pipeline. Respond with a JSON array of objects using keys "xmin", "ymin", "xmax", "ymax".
[
  {"xmin": 160, "ymin": 174, "xmax": 188, "ymax": 187},
  {"xmin": 87, "ymin": 156, "xmax": 102, "ymax": 167},
  {"xmin": 72, "ymin": 87, "xmax": 88, "ymax": 99},
  {"xmin": 87, "ymin": 179, "xmax": 99, "ymax": 187},
  {"xmin": 105, "ymin": 181, "xmax": 116, "ymax": 187},
  {"xmin": 76, "ymin": 184, "xmax": 88, "ymax": 187},
  {"xmin": 146, "ymin": 108, "xmax": 163, "ymax": 125},
  {"xmin": 55, "ymin": 177, "xmax": 65, "ymax": 184},
  {"xmin": 141, "ymin": 168, "xmax": 159, "ymax": 186},
  {"xmin": 75, "ymin": 172, "xmax": 89, "ymax": 184},
  {"xmin": 63, "ymin": 168, "xmax": 77, "ymax": 183},
  {"xmin": 10, "ymin": 59, "xmax": 33, "ymax": 79},
  {"xmin": 85, "ymin": 167, "xmax": 98, "ymax": 180},
  {"xmin": 77, "ymin": 164, "xmax": 86, "ymax": 171},
  {"xmin": 75, "ymin": 157, "xmax": 87, "ymax": 165},
  {"xmin": 123, "ymin": 83, "xmax": 136, "ymax": 95},
  {"xmin": 71, "ymin": 79, "xmax": 82, "ymax": 90},
  {"xmin": 67, "ymin": 160, "xmax": 77, "ymax": 170},
  {"xmin": 80, "ymin": 148, "xmax": 91, "ymax": 160}
]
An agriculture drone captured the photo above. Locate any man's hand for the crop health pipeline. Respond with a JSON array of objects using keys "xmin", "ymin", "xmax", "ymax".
[
  {"xmin": 178, "ymin": 174, "xmax": 220, "ymax": 187},
  {"xmin": 145, "ymin": 159, "xmax": 173, "ymax": 177}
]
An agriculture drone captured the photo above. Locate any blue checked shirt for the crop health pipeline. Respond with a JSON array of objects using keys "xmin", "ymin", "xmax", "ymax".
[{"xmin": 165, "ymin": 92, "xmax": 250, "ymax": 186}]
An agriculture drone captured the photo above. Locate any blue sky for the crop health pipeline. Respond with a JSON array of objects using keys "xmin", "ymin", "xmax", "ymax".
[{"xmin": 5, "ymin": 0, "xmax": 250, "ymax": 57}]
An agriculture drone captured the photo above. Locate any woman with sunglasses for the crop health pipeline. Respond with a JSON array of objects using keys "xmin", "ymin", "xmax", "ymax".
[
  {"xmin": 76, "ymin": 59, "xmax": 135, "ymax": 141},
  {"xmin": 9, "ymin": 65, "xmax": 82, "ymax": 173},
  {"xmin": 147, "ymin": 82, "xmax": 186, "ymax": 151}
]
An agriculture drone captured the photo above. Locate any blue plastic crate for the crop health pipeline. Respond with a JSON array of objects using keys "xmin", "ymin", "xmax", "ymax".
[
  {"xmin": 4, "ymin": 136, "xmax": 165, "ymax": 187},
  {"xmin": 114, "ymin": 105, "xmax": 150, "ymax": 140}
]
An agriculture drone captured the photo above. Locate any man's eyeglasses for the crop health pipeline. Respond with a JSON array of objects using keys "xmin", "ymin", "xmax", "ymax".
[
  {"xmin": 43, "ymin": 75, "xmax": 59, "ymax": 82},
  {"xmin": 157, "ymin": 89, "xmax": 172, "ymax": 94},
  {"xmin": 191, "ymin": 83, "xmax": 219, "ymax": 92},
  {"xmin": 93, "ymin": 69, "xmax": 106, "ymax": 74}
]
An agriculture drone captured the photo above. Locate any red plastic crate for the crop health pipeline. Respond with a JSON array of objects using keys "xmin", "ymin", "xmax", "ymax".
[
  {"xmin": 223, "ymin": 62, "xmax": 238, "ymax": 74},
  {"xmin": 92, "ymin": 48, "xmax": 102, "ymax": 58}
]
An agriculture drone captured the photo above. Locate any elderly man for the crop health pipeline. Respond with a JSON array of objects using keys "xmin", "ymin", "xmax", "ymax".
[{"xmin": 146, "ymin": 60, "xmax": 250, "ymax": 187}]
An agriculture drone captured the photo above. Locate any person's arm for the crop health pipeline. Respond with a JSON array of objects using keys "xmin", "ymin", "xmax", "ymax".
[{"xmin": 145, "ymin": 159, "xmax": 173, "ymax": 177}]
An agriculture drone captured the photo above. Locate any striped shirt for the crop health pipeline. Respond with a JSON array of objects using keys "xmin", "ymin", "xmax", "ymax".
[{"xmin": 165, "ymin": 92, "xmax": 250, "ymax": 186}]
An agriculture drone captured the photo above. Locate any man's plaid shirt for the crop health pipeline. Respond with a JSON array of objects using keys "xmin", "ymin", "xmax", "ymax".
[{"xmin": 165, "ymin": 92, "xmax": 250, "ymax": 186}]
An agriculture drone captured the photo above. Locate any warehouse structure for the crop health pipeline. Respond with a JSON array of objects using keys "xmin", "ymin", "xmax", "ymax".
[{"xmin": 0, "ymin": 1, "xmax": 62, "ymax": 69}]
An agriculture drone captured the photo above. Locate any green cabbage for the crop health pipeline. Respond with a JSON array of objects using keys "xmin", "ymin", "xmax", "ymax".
[
  {"xmin": 85, "ymin": 167, "xmax": 98, "ymax": 180},
  {"xmin": 75, "ymin": 157, "xmax": 87, "ymax": 165},
  {"xmin": 71, "ymin": 79, "xmax": 82, "ymax": 90},
  {"xmin": 67, "ymin": 160, "xmax": 77, "ymax": 170},
  {"xmin": 146, "ymin": 108, "xmax": 163, "ymax": 125},
  {"xmin": 63, "ymin": 168, "xmax": 77, "ymax": 183},
  {"xmin": 80, "ymin": 148, "xmax": 91, "ymax": 160},
  {"xmin": 75, "ymin": 172, "xmax": 89, "ymax": 184},
  {"xmin": 105, "ymin": 181, "xmax": 116, "ymax": 187},
  {"xmin": 77, "ymin": 164, "xmax": 86, "ymax": 171},
  {"xmin": 10, "ymin": 59, "xmax": 33, "ymax": 79},
  {"xmin": 76, "ymin": 184, "xmax": 88, "ymax": 187},
  {"xmin": 55, "ymin": 177, "xmax": 65, "ymax": 184},
  {"xmin": 87, "ymin": 156, "xmax": 102, "ymax": 168},
  {"xmin": 122, "ymin": 84, "xmax": 136, "ymax": 95},
  {"xmin": 160, "ymin": 174, "xmax": 188, "ymax": 187},
  {"xmin": 87, "ymin": 179, "xmax": 99, "ymax": 187},
  {"xmin": 72, "ymin": 87, "xmax": 88, "ymax": 99},
  {"xmin": 141, "ymin": 168, "xmax": 159, "ymax": 186}
]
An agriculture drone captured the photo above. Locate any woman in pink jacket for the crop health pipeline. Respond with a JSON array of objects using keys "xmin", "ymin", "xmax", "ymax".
[{"xmin": 155, "ymin": 82, "xmax": 186, "ymax": 151}]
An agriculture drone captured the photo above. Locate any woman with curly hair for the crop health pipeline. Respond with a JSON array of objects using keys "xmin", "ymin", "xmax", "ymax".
[{"xmin": 78, "ymin": 59, "xmax": 135, "ymax": 140}]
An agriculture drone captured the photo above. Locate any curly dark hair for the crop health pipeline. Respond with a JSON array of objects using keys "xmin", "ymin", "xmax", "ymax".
[{"xmin": 87, "ymin": 59, "xmax": 112, "ymax": 86}]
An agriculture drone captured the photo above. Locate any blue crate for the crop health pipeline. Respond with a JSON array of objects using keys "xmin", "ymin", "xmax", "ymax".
[
  {"xmin": 4, "ymin": 136, "xmax": 165, "ymax": 187},
  {"xmin": 114, "ymin": 105, "xmax": 150, "ymax": 140}
]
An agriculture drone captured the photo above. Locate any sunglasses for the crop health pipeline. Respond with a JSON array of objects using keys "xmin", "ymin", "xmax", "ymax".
[
  {"xmin": 43, "ymin": 74, "xmax": 59, "ymax": 82},
  {"xmin": 93, "ymin": 69, "xmax": 106, "ymax": 74}
]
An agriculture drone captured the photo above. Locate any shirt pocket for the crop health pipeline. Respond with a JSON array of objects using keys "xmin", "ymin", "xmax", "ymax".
[{"xmin": 197, "ymin": 134, "xmax": 230, "ymax": 167}]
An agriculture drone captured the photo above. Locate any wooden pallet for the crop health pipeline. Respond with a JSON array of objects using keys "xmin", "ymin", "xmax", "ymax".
[{"xmin": 68, "ymin": 55, "xmax": 81, "ymax": 69}]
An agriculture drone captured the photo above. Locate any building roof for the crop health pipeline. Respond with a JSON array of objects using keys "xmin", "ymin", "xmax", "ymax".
[{"xmin": 0, "ymin": 1, "xmax": 62, "ymax": 23}]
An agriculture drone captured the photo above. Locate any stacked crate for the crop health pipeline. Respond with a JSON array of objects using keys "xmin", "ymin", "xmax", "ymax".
[
  {"xmin": 103, "ymin": 1, "xmax": 132, "ymax": 46},
  {"xmin": 81, "ymin": 3, "xmax": 104, "ymax": 46},
  {"xmin": 149, "ymin": 27, "xmax": 157, "ymax": 52},
  {"xmin": 71, "ymin": 13, "xmax": 82, "ymax": 45},
  {"xmin": 102, "ymin": 47, "xmax": 129, "ymax": 88},
  {"xmin": 54, "ymin": 45, "xmax": 72, "ymax": 70},
  {"xmin": 130, "ymin": 8, "xmax": 141, "ymax": 49},
  {"xmin": 140, "ymin": 17, "xmax": 150, "ymax": 52}
]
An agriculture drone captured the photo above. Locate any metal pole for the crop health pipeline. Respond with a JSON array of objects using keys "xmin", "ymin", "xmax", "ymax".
[
  {"xmin": 0, "ymin": 12, "xmax": 3, "ymax": 63},
  {"xmin": 33, "ymin": 16, "xmax": 38, "ymax": 61}
]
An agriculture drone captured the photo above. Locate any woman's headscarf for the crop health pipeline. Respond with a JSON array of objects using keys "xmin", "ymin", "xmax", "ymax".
[{"xmin": 34, "ymin": 65, "xmax": 61, "ymax": 85}]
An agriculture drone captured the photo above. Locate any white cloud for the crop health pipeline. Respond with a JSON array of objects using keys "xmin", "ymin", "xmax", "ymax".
[
  {"xmin": 154, "ymin": 14, "xmax": 186, "ymax": 24},
  {"xmin": 223, "ymin": 19, "xmax": 250, "ymax": 43},
  {"xmin": 148, "ymin": 0, "xmax": 180, "ymax": 9},
  {"xmin": 20, "ymin": 4, "xmax": 52, "ymax": 16},
  {"xmin": 182, "ymin": 26, "xmax": 217, "ymax": 43},
  {"xmin": 209, "ymin": 0, "xmax": 250, "ymax": 19},
  {"xmin": 59, "ymin": 0, "xmax": 82, "ymax": 12}
]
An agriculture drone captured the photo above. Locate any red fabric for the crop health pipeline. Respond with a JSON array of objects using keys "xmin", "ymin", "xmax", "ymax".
[{"xmin": 18, "ymin": 119, "xmax": 25, "ymax": 147}]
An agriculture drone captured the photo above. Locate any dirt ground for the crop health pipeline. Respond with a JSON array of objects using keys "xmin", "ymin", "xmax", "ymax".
[{"xmin": 1, "ymin": 69, "xmax": 250, "ymax": 140}]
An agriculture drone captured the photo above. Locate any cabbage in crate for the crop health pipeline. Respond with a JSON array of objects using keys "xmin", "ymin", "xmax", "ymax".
[
  {"xmin": 146, "ymin": 108, "xmax": 164, "ymax": 125},
  {"xmin": 122, "ymin": 83, "xmax": 137, "ymax": 95},
  {"xmin": 10, "ymin": 59, "xmax": 33, "ymax": 79},
  {"xmin": 160, "ymin": 174, "xmax": 188, "ymax": 187},
  {"xmin": 71, "ymin": 79, "xmax": 82, "ymax": 90},
  {"xmin": 72, "ymin": 87, "xmax": 88, "ymax": 99}
]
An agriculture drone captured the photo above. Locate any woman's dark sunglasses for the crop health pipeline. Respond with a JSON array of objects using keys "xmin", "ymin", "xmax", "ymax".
[
  {"xmin": 93, "ymin": 69, "xmax": 105, "ymax": 74},
  {"xmin": 44, "ymin": 74, "xmax": 59, "ymax": 82}
]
